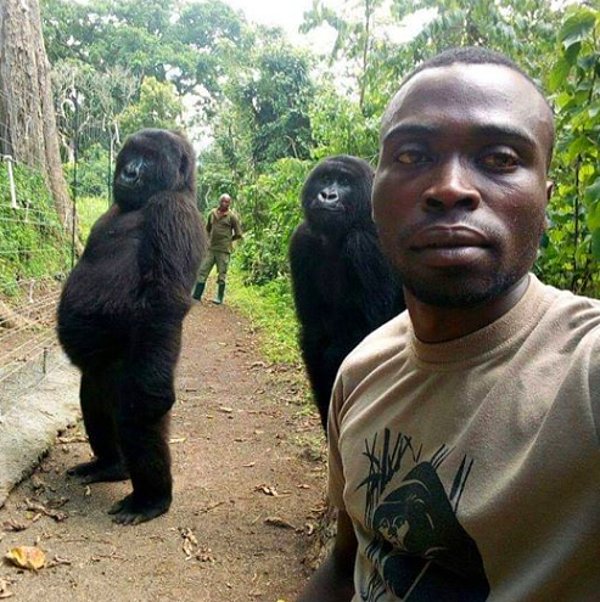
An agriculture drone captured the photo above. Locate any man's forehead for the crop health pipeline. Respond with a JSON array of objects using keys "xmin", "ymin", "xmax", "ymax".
[{"xmin": 381, "ymin": 63, "xmax": 552, "ymax": 142}]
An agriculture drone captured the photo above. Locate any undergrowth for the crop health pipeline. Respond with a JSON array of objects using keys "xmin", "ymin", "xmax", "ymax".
[
  {"xmin": 0, "ymin": 163, "xmax": 70, "ymax": 298},
  {"xmin": 227, "ymin": 265, "xmax": 301, "ymax": 366},
  {"xmin": 226, "ymin": 264, "xmax": 319, "ymax": 433},
  {"xmin": 76, "ymin": 196, "xmax": 110, "ymax": 242}
]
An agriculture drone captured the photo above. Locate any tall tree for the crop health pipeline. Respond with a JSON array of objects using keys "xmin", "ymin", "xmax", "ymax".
[{"xmin": 0, "ymin": 0, "xmax": 73, "ymax": 230}]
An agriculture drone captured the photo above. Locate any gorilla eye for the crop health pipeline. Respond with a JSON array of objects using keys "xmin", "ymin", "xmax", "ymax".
[
  {"xmin": 396, "ymin": 150, "xmax": 429, "ymax": 165},
  {"xmin": 480, "ymin": 151, "xmax": 520, "ymax": 171}
]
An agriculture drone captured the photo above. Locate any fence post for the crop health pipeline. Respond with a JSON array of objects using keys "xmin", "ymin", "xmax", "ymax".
[
  {"xmin": 69, "ymin": 90, "xmax": 79, "ymax": 269},
  {"xmin": 1, "ymin": 155, "xmax": 18, "ymax": 209}
]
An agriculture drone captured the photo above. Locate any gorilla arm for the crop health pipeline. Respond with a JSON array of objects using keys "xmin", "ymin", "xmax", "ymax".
[
  {"xmin": 289, "ymin": 222, "xmax": 335, "ymax": 412},
  {"xmin": 297, "ymin": 508, "xmax": 357, "ymax": 601},
  {"xmin": 106, "ymin": 191, "xmax": 204, "ymax": 525},
  {"xmin": 140, "ymin": 190, "xmax": 205, "ymax": 315},
  {"xmin": 343, "ymin": 226, "xmax": 404, "ymax": 328},
  {"xmin": 290, "ymin": 223, "xmax": 322, "ymax": 320}
]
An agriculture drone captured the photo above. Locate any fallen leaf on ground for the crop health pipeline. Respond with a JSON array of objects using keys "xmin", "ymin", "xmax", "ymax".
[
  {"xmin": 57, "ymin": 435, "xmax": 88, "ymax": 444},
  {"xmin": 5, "ymin": 546, "xmax": 46, "ymax": 570},
  {"xmin": 2, "ymin": 520, "xmax": 28, "ymax": 532},
  {"xmin": 255, "ymin": 484, "xmax": 278, "ymax": 497},
  {"xmin": 0, "ymin": 578, "xmax": 13, "ymax": 599},
  {"xmin": 180, "ymin": 527, "xmax": 198, "ymax": 559},
  {"xmin": 218, "ymin": 406, "xmax": 233, "ymax": 413},
  {"xmin": 30, "ymin": 476, "xmax": 47, "ymax": 492},
  {"xmin": 25, "ymin": 499, "xmax": 68, "ymax": 522},
  {"xmin": 195, "ymin": 547, "xmax": 215, "ymax": 563},
  {"xmin": 196, "ymin": 501, "xmax": 225, "ymax": 514},
  {"xmin": 243, "ymin": 462, "xmax": 256, "ymax": 468},
  {"xmin": 169, "ymin": 437, "xmax": 187, "ymax": 444},
  {"xmin": 264, "ymin": 516, "xmax": 295, "ymax": 530},
  {"xmin": 48, "ymin": 555, "xmax": 72, "ymax": 567}
]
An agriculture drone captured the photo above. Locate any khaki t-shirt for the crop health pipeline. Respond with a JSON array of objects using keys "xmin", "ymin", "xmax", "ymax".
[
  {"xmin": 329, "ymin": 274, "xmax": 600, "ymax": 601},
  {"xmin": 207, "ymin": 209, "xmax": 242, "ymax": 253}
]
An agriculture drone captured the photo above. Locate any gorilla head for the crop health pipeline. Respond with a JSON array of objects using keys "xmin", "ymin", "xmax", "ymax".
[
  {"xmin": 113, "ymin": 129, "xmax": 196, "ymax": 211},
  {"xmin": 301, "ymin": 155, "xmax": 374, "ymax": 236}
]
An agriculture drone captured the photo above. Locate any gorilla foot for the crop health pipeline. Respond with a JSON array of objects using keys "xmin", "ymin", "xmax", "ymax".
[
  {"xmin": 67, "ymin": 459, "xmax": 129, "ymax": 484},
  {"xmin": 108, "ymin": 493, "xmax": 171, "ymax": 525}
]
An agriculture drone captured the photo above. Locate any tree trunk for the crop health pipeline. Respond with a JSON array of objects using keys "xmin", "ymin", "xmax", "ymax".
[{"xmin": 0, "ymin": 0, "xmax": 75, "ymax": 234}]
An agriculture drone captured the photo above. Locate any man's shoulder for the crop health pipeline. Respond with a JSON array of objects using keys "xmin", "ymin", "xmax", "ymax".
[
  {"xmin": 340, "ymin": 310, "xmax": 410, "ymax": 375},
  {"xmin": 540, "ymin": 280, "xmax": 600, "ymax": 342}
]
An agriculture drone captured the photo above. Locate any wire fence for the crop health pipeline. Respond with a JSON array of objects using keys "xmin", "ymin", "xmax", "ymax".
[{"xmin": 0, "ymin": 86, "xmax": 113, "ymax": 411}]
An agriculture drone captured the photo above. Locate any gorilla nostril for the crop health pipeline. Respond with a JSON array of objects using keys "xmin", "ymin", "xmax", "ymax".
[
  {"xmin": 123, "ymin": 164, "xmax": 140, "ymax": 180},
  {"xmin": 319, "ymin": 188, "xmax": 339, "ymax": 203}
]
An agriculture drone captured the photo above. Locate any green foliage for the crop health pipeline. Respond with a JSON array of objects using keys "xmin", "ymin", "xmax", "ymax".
[
  {"xmin": 309, "ymin": 85, "xmax": 379, "ymax": 161},
  {"xmin": 76, "ymin": 196, "xmax": 111, "ymax": 243},
  {"xmin": 42, "ymin": 0, "xmax": 235, "ymax": 94},
  {"xmin": 197, "ymin": 147, "xmax": 241, "ymax": 213},
  {"xmin": 118, "ymin": 77, "xmax": 183, "ymax": 135},
  {"xmin": 39, "ymin": 0, "xmax": 600, "ymax": 302},
  {"xmin": 226, "ymin": 267, "xmax": 301, "ymax": 366},
  {"xmin": 63, "ymin": 143, "xmax": 112, "ymax": 200},
  {"xmin": 235, "ymin": 158, "xmax": 310, "ymax": 285},
  {"xmin": 210, "ymin": 37, "xmax": 315, "ymax": 172},
  {"xmin": 0, "ymin": 163, "xmax": 71, "ymax": 297},
  {"xmin": 537, "ymin": 5, "xmax": 600, "ymax": 295},
  {"xmin": 42, "ymin": 0, "xmax": 249, "ymax": 164}
]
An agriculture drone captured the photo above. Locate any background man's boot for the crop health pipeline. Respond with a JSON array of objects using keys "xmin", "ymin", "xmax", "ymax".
[
  {"xmin": 212, "ymin": 283, "xmax": 226, "ymax": 305},
  {"xmin": 192, "ymin": 282, "xmax": 205, "ymax": 300}
]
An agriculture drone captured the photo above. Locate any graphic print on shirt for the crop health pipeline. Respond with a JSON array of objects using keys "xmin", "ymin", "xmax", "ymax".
[{"xmin": 357, "ymin": 429, "xmax": 490, "ymax": 601}]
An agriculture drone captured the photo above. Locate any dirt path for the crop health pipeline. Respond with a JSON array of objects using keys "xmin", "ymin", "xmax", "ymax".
[{"xmin": 0, "ymin": 302, "xmax": 327, "ymax": 601}]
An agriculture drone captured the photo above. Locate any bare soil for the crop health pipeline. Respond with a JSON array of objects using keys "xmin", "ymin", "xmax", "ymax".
[{"xmin": 0, "ymin": 301, "xmax": 327, "ymax": 601}]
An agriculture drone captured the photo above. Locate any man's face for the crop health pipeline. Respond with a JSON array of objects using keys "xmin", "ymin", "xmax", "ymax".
[
  {"xmin": 373, "ymin": 64, "xmax": 554, "ymax": 308},
  {"xmin": 219, "ymin": 196, "xmax": 231, "ymax": 211}
]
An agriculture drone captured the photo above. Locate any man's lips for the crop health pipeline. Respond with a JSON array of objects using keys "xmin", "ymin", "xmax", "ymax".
[{"xmin": 409, "ymin": 226, "xmax": 489, "ymax": 250}]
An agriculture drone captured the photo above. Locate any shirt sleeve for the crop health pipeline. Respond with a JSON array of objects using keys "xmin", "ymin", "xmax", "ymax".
[
  {"xmin": 588, "ymin": 335, "xmax": 600, "ymax": 446},
  {"xmin": 327, "ymin": 373, "xmax": 347, "ymax": 509}
]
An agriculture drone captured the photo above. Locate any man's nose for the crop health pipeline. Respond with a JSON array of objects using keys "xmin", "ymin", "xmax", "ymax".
[{"xmin": 421, "ymin": 157, "xmax": 481, "ymax": 212}]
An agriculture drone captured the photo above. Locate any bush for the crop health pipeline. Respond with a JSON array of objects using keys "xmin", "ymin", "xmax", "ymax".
[
  {"xmin": 0, "ymin": 162, "xmax": 71, "ymax": 297},
  {"xmin": 236, "ymin": 157, "xmax": 310, "ymax": 285}
]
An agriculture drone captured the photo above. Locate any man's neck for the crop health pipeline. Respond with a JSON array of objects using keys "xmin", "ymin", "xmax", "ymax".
[{"xmin": 406, "ymin": 275, "xmax": 530, "ymax": 343}]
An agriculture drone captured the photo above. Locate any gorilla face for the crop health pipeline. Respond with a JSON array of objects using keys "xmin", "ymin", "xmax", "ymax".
[
  {"xmin": 301, "ymin": 155, "xmax": 374, "ymax": 235},
  {"xmin": 114, "ymin": 129, "xmax": 195, "ymax": 210}
]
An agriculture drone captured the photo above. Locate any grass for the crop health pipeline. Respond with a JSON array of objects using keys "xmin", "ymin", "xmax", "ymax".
[
  {"xmin": 225, "ymin": 265, "xmax": 316, "ymax": 418},
  {"xmin": 226, "ymin": 266, "xmax": 302, "ymax": 366},
  {"xmin": 76, "ymin": 196, "xmax": 110, "ymax": 242}
]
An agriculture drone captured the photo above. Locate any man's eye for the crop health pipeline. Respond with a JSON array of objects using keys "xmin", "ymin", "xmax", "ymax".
[
  {"xmin": 396, "ymin": 150, "xmax": 428, "ymax": 165},
  {"xmin": 481, "ymin": 152, "xmax": 520, "ymax": 170}
]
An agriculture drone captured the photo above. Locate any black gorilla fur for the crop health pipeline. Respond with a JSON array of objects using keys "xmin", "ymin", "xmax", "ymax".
[
  {"xmin": 57, "ymin": 129, "xmax": 205, "ymax": 524},
  {"xmin": 289, "ymin": 155, "xmax": 405, "ymax": 432}
]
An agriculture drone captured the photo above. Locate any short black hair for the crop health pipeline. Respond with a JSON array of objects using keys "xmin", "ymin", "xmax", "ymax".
[
  {"xmin": 403, "ymin": 47, "xmax": 549, "ymax": 104},
  {"xmin": 388, "ymin": 46, "xmax": 555, "ymax": 166}
]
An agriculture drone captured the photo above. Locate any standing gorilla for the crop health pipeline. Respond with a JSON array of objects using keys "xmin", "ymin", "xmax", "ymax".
[
  {"xmin": 57, "ymin": 129, "xmax": 205, "ymax": 525},
  {"xmin": 289, "ymin": 155, "xmax": 404, "ymax": 432}
]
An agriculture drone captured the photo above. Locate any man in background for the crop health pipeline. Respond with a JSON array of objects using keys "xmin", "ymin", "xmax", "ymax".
[{"xmin": 193, "ymin": 193, "xmax": 242, "ymax": 305}]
